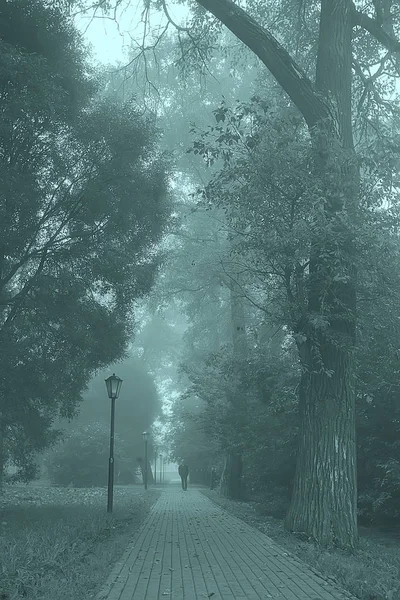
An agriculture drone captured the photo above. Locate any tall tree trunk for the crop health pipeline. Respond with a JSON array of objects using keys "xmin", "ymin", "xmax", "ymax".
[
  {"xmin": 285, "ymin": 0, "xmax": 358, "ymax": 548},
  {"xmin": 220, "ymin": 273, "xmax": 247, "ymax": 499},
  {"xmin": 220, "ymin": 451, "xmax": 243, "ymax": 498},
  {"xmin": 285, "ymin": 336, "xmax": 357, "ymax": 547},
  {"xmin": 0, "ymin": 411, "xmax": 4, "ymax": 493},
  {"xmin": 137, "ymin": 457, "xmax": 154, "ymax": 484}
]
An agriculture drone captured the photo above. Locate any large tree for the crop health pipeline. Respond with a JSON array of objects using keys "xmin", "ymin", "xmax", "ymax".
[
  {"xmin": 76, "ymin": 0, "xmax": 400, "ymax": 548},
  {"xmin": 163, "ymin": 0, "xmax": 400, "ymax": 549},
  {"xmin": 0, "ymin": 1, "xmax": 171, "ymax": 484},
  {"xmin": 186, "ymin": 1, "xmax": 355, "ymax": 551}
]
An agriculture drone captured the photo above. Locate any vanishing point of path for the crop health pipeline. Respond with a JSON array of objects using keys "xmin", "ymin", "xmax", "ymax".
[{"xmin": 96, "ymin": 486, "xmax": 355, "ymax": 600}]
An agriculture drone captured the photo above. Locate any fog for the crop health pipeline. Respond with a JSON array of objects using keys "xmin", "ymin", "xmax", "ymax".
[{"xmin": 1, "ymin": 3, "xmax": 400, "ymax": 599}]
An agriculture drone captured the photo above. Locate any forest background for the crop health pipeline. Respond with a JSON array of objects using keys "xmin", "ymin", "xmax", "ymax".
[{"xmin": 0, "ymin": 0, "xmax": 400, "ymax": 559}]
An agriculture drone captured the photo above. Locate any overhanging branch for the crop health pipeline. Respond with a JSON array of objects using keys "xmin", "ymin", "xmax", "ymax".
[
  {"xmin": 195, "ymin": 0, "xmax": 330, "ymax": 129},
  {"xmin": 351, "ymin": 4, "xmax": 400, "ymax": 53}
]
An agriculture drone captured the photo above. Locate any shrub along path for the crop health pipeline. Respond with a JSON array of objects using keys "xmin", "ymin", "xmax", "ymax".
[{"xmin": 96, "ymin": 486, "xmax": 356, "ymax": 600}]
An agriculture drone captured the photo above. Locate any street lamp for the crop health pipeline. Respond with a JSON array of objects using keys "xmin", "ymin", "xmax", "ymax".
[
  {"xmin": 105, "ymin": 373, "xmax": 123, "ymax": 513},
  {"xmin": 142, "ymin": 431, "xmax": 149, "ymax": 490},
  {"xmin": 154, "ymin": 447, "xmax": 158, "ymax": 485}
]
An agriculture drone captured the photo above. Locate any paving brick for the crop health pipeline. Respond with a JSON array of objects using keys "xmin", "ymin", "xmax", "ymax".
[{"xmin": 96, "ymin": 487, "xmax": 357, "ymax": 600}]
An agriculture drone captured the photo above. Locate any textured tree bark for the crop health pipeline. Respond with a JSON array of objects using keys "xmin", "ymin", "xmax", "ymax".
[{"xmin": 285, "ymin": 337, "xmax": 357, "ymax": 547}]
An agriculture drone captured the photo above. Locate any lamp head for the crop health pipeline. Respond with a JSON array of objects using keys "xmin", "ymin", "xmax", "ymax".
[{"xmin": 105, "ymin": 373, "xmax": 123, "ymax": 399}]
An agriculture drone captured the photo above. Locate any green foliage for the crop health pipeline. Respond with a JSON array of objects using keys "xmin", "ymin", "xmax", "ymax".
[
  {"xmin": 71, "ymin": 355, "xmax": 161, "ymax": 466},
  {"xmin": 0, "ymin": 0, "xmax": 95, "ymax": 118},
  {"xmin": 46, "ymin": 423, "xmax": 136, "ymax": 487},
  {"xmin": 357, "ymin": 391, "xmax": 400, "ymax": 525},
  {"xmin": 241, "ymin": 345, "xmax": 299, "ymax": 502},
  {"xmin": 78, "ymin": 0, "xmax": 400, "ymax": 534},
  {"xmin": 167, "ymin": 395, "xmax": 218, "ymax": 483},
  {"xmin": 187, "ymin": 87, "xmax": 400, "ymax": 526},
  {"xmin": 170, "ymin": 313, "xmax": 300, "ymax": 498},
  {"xmin": 353, "ymin": 168, "xmax": 400, "ymax": 526},
  {"xmin": 0, "ymin": 0, "xmax": 171, "ymax": 483},
  {"xmin": 102, "ymin": 27, "xmax": 259, "ymax": 182},
  {"xmin": 188, "ymin": 94, "xmax": 315, "ymax": 325}
]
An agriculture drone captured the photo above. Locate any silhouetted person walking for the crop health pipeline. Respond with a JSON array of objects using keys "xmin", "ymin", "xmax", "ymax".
[{"xmin": 178, "ymin": 463, "xmax": 189, "ymax": 490}]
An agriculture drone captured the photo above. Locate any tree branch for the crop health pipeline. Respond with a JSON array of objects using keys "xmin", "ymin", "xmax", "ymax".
[
  {"xmin": 195, "ymin": 0, "xmax": 330, "ymax": 129},
  {"xmin": 161, "ymin": 0, "xmax": 191, "ymax": 32},
  {"xmin": 351, "ymin": 3, "xmax": 400, "ymax": 53},
  {"xmin": 1, "ymin": 250, "xmax": 48, "ymax": 332}
]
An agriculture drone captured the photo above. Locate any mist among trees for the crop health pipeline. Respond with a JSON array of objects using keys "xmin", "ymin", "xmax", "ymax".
[{"xmin": 1, "ymin": 0, "xmax": 400, "ymax": 564}]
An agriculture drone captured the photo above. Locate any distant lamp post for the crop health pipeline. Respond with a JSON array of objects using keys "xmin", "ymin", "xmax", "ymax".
[
  {"xmin": 154, "ymin": 447, "xmax": 158, "ymax": 485},
  {"xmin": 105, "ymin": 373, "xmax": 123, "ymax": 513},
  {"xmin": 142, "ymin": 431, "xmax": 149, "ymax": 490}
]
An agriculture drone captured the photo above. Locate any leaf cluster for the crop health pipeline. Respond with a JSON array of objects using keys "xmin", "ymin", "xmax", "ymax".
[{"xmin": 45, "ymin": 422, "xmax": 138, "ymax": 487}]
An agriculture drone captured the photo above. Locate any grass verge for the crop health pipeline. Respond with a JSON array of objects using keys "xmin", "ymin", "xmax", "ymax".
[
  {"xmin": 0, "ymin": 483, "xmax": 160, "ymax": 600},
  {"xmin": 200, "ymin": 489, "xmax": 400, "ymax": 600}
]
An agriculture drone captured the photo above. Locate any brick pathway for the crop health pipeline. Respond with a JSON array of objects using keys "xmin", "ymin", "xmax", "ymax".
[{"xmin": 96, "ymin": 487, "xmax": 355, "ymax": 600}]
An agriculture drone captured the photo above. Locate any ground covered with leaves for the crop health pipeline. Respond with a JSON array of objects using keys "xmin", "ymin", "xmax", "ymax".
[
  {"xmin": 0, "ymin": 482, "xmax": 160, "ymax": 600},
  {"xmin": 201, "ymin": 489, "xmax": 400, "ymax": 600}
]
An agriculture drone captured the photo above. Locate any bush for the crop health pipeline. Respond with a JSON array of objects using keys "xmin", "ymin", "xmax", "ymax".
[
  {"xmin": 357, "ymin": 390, "xmax": 400, "ymax": 527},
  {"xmin": 45, "ymin": 423, "xmax": 136, "ymax": 487},
  {"xmin": 358, "ymin": 459, "xmax": 400, "ymax": 526}
]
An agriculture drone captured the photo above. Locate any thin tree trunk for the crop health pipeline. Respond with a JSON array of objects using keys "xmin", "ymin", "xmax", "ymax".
[
  {"xmin": 137, "ymin": 458, "xmax": 154, "ymax": 485},
  {"xmin": 220, "ymin": 451, "xmax": 243, "ymax": 499},
  {"xmin": 0, "ymin": 411, "xmax": 5, "ymax": 493},
  {"xmin": 220, "ymin": 273, "xmax": 247, "ymax": 499},
  {"xmin": 0, "ymin": 433, "xmax": 3, "ymax": 492}
]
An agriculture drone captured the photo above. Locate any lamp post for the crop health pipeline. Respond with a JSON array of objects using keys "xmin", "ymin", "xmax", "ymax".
[
  {"xmin": 105, "ymin": 373, "xmax": 123, "ymax": 513},
  {"xmin": 154, "ymin": 447, "xmax": 158, "ymax": 485},
  {"xmin": 142, "ymin": 431, "xmax": 149, "ymax": 490}
]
